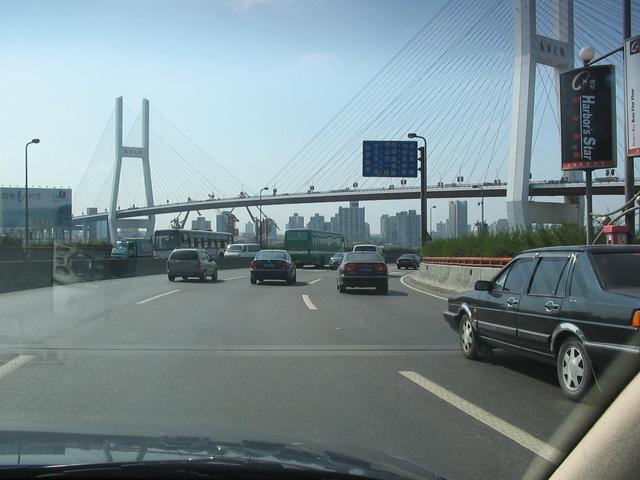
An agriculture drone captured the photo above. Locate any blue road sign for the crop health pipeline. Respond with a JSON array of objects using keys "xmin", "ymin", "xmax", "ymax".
[{"xmin": 362, "ymin": 141, "xmax": 418, "ymax": 177}]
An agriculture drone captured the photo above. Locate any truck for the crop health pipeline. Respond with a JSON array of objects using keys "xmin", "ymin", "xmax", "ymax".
[{"xmin": 110, "ymin": 238, "xmax": 153, "ymax": 259}]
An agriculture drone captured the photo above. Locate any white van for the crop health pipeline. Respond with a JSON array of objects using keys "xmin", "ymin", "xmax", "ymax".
[
  {"xmin": 225, "ymin": 243, "xmax": 260, "ymax": 258},
  {"xmin": 352, "ymin": 244, "xmax": 385, "ymax": 258}
]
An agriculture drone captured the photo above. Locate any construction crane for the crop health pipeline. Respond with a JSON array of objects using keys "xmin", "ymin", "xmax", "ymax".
[{"xmin": 169, "ymin": 210, "xmax": 201, "ymax": 230}]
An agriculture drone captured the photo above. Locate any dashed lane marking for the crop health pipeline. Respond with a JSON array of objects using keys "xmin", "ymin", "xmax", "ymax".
[
  {"xmin": 309, "ymin": 279, "xmax": 322, "ymax": 285},
  {"xmin": 137, "ymin": 289, "xmax": 180, "ymax": 305},
  {"xmin": 399, "ymin": 371, "xmax": 564, "ymax": 465},
  {"xmin": 0, "ymin": 355, "xmax": 34, "ymax": 380},
  {"xmin": 223, "ymin": 275, "xmax": 248, "ymax": 281},
  {"xmin": 302, "ymin": 294, "xmax": 318, "ymax": 310}
]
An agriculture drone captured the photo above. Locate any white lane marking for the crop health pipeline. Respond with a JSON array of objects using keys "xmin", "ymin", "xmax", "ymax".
[
  {"xmin": 400, "ymin": 275, "xmax": 447, "ymax": 301},
  {"xmin": 137, "ymin": 289, "xmax": 180, "ymax": 305},
  {"xmin": 309, "ymin": 279, "xmax": 322, "ymax": 285},
  {"xmin": 302, "ymin": 294, "xmax": 318, "ymax": 311},
  {"xmin": 399, "ymin": 371, "xmax": 564, "ymax": 464},
  {"xmin": 223, "ymin": 275, "xmax": 248, "ymax": 281},
  {"xmin": 0, "ymin": 355, "xmax": 34, "ymax": 379}
]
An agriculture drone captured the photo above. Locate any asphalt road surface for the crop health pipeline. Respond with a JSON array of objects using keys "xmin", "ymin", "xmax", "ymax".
[{"xmin": 0, "ymin": 267, "xmax": 603, "ymax": 479}]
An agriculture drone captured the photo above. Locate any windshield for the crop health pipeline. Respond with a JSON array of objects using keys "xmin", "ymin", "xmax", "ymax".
[
  {"xmin": 2, "ymin": 1, "xmax": 638, "ymax": 479},
  {"xmin": 170, "ymin": 250, "xmax": 198, "ymax": 260},
  {"xmin": 255, "ymin": 251, "xmax": 288, "ymax": 260}
]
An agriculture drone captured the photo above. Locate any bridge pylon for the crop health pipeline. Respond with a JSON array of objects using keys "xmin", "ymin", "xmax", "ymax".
[
  {"xmin": 507, "ymin": 0, "xmax": 583, "ymax": 228},
  {"xmin": 108, "ymin": 97, "xmax": 155, "ymax": 241}
]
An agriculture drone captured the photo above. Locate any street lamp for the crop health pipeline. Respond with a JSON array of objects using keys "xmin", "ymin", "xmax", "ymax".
[
  {"xmin": 407, "ymin": 133, "xmax": 428, "ymax": 253},
  {"xmin": 259, "ymin": 186, "xmax": 269, "ymax": 248},
  {"xmin": 473, "ymin": 185, "xmax": 485, "ymax": 234},
  {"xmin": 24, "ymin": 138, "xmax": 40, "ymax": 247},
  {"xmin": 429, "ymin": 205, "xmax": 436, "ymax": 236}
]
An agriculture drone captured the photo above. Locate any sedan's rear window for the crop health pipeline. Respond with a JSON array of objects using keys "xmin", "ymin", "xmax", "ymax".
[
  {"xmin": 345, "ymin": 252, "xmax": 383, "ymax": 263},
  {"xmin": 170, "ymin": 250, "xmax": 198, "ymax": 260},
  {"xmin": 592, "ymin": 252, "xmax": 640, "ymax": 291},
  {"xmin": 354, "ymin": 245, "xmax": 377, "ymax": 252},
  {"xmin": 256, "ymin": 251, "xmax": 288, "ymax": 260}
]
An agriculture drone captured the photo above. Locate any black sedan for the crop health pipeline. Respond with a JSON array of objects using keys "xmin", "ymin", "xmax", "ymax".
[
  {"xmin": 250, "ymin": 250, "xmax": 297, "ymax": 285},
  {"xmin": 442, "ymin": 245, "xmax": 640, "ymax": 401},
  {"xmin": 396, "ymin": 253, "xmax": 421, "ymax": 270},
  {"xmin": 337, "ymin": 252, "xmax": 388, "ymax": 294},
  {"xmin": 328, "ymin": 252, "xmax": 345, "ymax": 269}
]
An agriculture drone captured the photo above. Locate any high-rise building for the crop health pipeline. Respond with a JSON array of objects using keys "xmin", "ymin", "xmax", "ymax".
[
  {"xmin": 364, "ymin": 222, "xmax": 371, "ymax": 242},
  {"xmin": 448, "ymin": 200, "xmax": 468, "ymax": 238},
  {"xmin": 286, "ymin": 213, "xmax": 305, "ymax": 230},
  {"xmin": 493, "ymin": 218, "xmax": 509, "ymax": 233},
  {"xmin": 324, "ymin": 221, "xmax": 332, "ymax": 232},
  {"xmin": 308, "ymin": 213, "xmax": 325, "ymax": 231},
  {"xmin": 216, "ymin": 211, "xmax": 238, "ymax": 235},
  {"xmin": 192, "ymin": 216, "xmax": 211, "ymax": 231},
  {"xmin": 379, "ymin": 210, "xmax": 420, "ymax": 247},
  {"xmin": 338, "ymin": 201, "xmax": 366, "ymax": 243},
  {"xmin": 435, "ymin": 221, "xmax": 447, "ymax": 240},
  {"xmin": 330, "ymin": 214, "xmax": 340, "ymax": 233},
  {"xmin": 244, "ymin": 222, "xmax": 254, "ymax": 235}
]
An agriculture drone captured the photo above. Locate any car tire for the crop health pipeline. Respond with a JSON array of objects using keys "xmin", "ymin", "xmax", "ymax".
[
  {"xmin": 338, "ymin": 283, "xmax": 346, "ymax": 293},
  {"xmin": 459, "ymin": 314, "xmax": 481, "ymax": 360},
  {"xmin": 168, "ymin": 275, "xmax": 175, "ymax": 282},
  {"xmin": 200, "ymin": 272, "xmax": 206, "ymax": 282},
  {"xmin": 212, "ymin": 270, "xmax": 218, "ymax": 281},
  {"xmin": 250, "ymin": 277, "xmax": 256, "ymax": 285},
  {"xmin": 377, "ymin": 284, "xmax": 388, "ymax": 295},
  {"xmin": 292, "ymin": 272, "xmax": 297, "ymax": 283},
  {"xmin": 557, "ymin": 337, "xmax": 594, "ymax": 401}
]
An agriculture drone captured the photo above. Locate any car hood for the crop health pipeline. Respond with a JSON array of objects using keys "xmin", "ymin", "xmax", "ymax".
[{"xmin": 0, "ymin": 429, "xmax": 442, "ymax": 480}]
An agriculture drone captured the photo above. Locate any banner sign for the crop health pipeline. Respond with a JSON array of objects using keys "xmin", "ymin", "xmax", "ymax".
[
  {"xmin": 0, "ymin": 187, "xmax": 72, "ymax": 230},
  {"xmin": 560, "ymin": 65, "xmax": 616, "ymax": 170},
  {"xmin": 362, "ymin": 141, "xmax": 418, "ymax": 177},
  {"xmin": 625, "ymin": 35, "xmax": 640, "ymax": 157}
]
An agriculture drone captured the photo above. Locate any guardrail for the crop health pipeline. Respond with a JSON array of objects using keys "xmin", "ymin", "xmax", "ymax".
[{"xmin": 422, "ymin": 256, "xmax": 511, "ymax": 268}]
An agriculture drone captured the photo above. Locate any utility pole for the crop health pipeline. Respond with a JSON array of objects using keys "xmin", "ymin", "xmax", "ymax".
[{"xmin": 624, "ymin": 0, "xmax": 635, "ymax": 242}]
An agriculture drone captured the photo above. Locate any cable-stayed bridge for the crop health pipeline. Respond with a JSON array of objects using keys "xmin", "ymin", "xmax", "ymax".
[{"xmin": 72, "ymin": 0, "xmax": 640, "ymax": 240}]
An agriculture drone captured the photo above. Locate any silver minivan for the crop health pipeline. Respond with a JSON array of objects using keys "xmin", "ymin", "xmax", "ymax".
[{"xmin": 225, "ymin": 243, "xmax": 260, "ymax": 258}]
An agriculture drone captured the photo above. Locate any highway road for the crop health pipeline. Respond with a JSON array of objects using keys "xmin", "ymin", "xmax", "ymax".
[{"xmin": 0, "ymin": 267, "xmax": 603, "ymax": 479}]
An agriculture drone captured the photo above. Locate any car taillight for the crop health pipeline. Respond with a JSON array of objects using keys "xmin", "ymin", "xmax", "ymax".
[
  {"xmin": 344, "ymin": 263, "xmax": 357, "ymax": 271},
  {"xmin": 280, "ymin": 261, "xmax": 289, "ymax": 268},
  {"xmin": 373, "ymin": 263, "xmax": 386, "ymax": 272},
  {"xmin": 632, "ymin": 310, "xmax": 640, "ymax": 327},
  {"xmin": 250, "ymin": 260, "xmax": 257, "ymax": 269}
]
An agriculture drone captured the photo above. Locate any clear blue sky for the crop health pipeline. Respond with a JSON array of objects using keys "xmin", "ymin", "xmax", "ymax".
[{"xmin": 0, "ymin": 0, "xmax": 627, "ymax": 233}]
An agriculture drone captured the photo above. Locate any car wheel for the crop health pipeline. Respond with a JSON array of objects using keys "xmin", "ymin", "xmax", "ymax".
[
  {"xmin": 459, "ymin": 314, "xmax": 481, "ymax": 360},
  {"xmin": 212, "ymin": 270, "xmax": 218, "ymax": 281},
  {"xmin": 200, "ymin": 272, "xmax": 206, "ymax": 282},
  {"xmin": 338, "ymin": 283, "xmax": 346, "ymax": 293},
  {"xmin": 182, "ymin": 276, "xmax": 187, "ymax": 280},
  {"xmin": 292, "ymin": 272, "xmax": 297, "ymax": 283},
  {"xmin": 557, "ymin": 337, "xmax": 593, "ymax": 401},
  {"xmin": 250, "ymin": 276, "xmax": 256, "ymax": 285},
  {"xmin": 168, "ymin": 275, "xmax": 175, "ymax": 282},
  {"xmin": 377, "ymin": 284, "xmax": 388, "ymax": 295}
]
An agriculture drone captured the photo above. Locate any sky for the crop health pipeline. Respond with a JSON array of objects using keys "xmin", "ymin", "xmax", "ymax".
[{"xmin": 0, "ymin": 0, "xmax": 631, "ymax": 234}]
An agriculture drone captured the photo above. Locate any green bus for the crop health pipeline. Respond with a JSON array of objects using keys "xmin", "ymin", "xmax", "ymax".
[{"xmin": 283, "ymin": 229, "xmax": 345, "ymax": 268}]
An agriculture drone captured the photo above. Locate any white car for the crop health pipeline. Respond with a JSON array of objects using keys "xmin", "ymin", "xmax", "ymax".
[
  {"xmin": 225, "ymin": 243, "xmax": 260, "ymax": 258},
  {"xmin": 352, "ymin": 244, "xmax": 385, "ymax": 257}
]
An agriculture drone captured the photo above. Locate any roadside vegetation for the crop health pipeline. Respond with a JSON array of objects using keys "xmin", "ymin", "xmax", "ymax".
[{"xmin": 423, "ymin": 224, "xmax": 590, "ymax": 258}]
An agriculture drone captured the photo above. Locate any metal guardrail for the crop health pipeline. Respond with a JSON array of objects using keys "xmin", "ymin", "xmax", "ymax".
[{"xmin": 422, "ymin": 256, "xmax": 511, "ymax": 267}]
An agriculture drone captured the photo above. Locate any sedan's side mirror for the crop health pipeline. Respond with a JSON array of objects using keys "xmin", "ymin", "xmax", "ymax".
[{"xmin": 474, "ymin": 280, "xmax": 492, "ymax": 291}]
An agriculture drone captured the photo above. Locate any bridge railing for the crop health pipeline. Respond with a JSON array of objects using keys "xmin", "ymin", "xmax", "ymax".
[{"xmin": 422, "ymin": 256, "xmax": 511, "ymax": 268}]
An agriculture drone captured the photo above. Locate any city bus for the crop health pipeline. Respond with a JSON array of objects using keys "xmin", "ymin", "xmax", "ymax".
[
  {"xmin": 283, "ymin": 229, "xmax": 345, "ymax": 268},
  {"xmin": 153, "ymin": 229, "xmax": 234, "ymax": 259}
]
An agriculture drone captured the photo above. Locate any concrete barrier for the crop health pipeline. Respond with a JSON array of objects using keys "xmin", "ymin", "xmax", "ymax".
[
  {"xmin": 412, "ymin": 262, "xmax": 502, "ymax": 296},
  {"xmin": 0, "ymin": 256, "xmax": 252, "ymax": 294}
]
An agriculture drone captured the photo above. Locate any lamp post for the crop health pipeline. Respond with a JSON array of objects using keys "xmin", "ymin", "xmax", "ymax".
[
  {"xmin": 430, "ymin": 205, "xmax": 436, "ymax": 236},
  {"xmin": 259, "ymin": 187, "xmax": 269, "ymax": 249},
  {"xmin": 24, "ymin": 138, "xmax": 40, "ymax": 247},
  {"xmin": 407, "ymin": 133, "xmax": 427, "ymax": 253},
  {"xmin": 473, "ymin": 185, "xmax": 485, "ymax": 233}
]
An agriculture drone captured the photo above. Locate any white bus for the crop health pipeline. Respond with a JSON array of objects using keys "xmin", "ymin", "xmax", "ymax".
[{"xmin": 153, "ymin": 229, "xmax": 233, "ymax": 259}]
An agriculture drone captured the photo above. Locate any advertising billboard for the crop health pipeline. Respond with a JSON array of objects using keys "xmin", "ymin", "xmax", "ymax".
[
  {"xmin": 625, "ymin": 35, "xmax": 640, "ymax": 157},
  {"xmin": 560, "ymin": 65, "xmax": 616, "ymax": 171},
  {"xmin": 362, "ymin": 141, "xmax": 418, "ymax": 177},
  {"xmin": 0, "ymin": 187, "xmax": 72, "ymax": 230}
]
